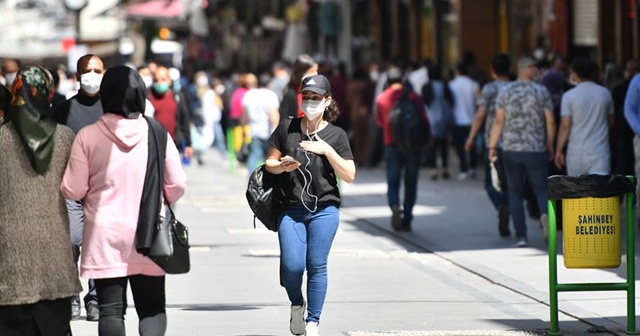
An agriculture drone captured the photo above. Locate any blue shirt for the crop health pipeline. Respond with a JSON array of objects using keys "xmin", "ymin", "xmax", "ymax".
[{"xmin": 624, "ymin": 74, "xmax": 640, "ymax": 135}]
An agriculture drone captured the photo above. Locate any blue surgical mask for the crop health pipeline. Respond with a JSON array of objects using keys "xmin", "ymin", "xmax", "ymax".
[{"xmin": 152, "ymin": 83, "xmax": 170, "ymax": 94}]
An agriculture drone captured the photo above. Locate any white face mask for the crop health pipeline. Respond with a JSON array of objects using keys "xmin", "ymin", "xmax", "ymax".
[
  {"xmin": 300, "ymin": 99, "xmax": 326, "ymax": 120},
  {"xmin": 58, "ymin": 79, "xmax": 74, "ymax": 95},
  {"xmin": 370, "ymin": 71, "xmax": 379, "ymax": 82},
  {"xmin": 141, "ymin": 75, "xmax": 153, "ymax": 89},
  {"xmin": 215, "ymin": 84, "xmax": 226, "ymax": 95},
  {"xmin": 196, "ymin": 76, "xmax": 209, "ymax": 87},
  {"xmin": 4, "ymin": 72, "xmax": 17, "ymax": 87},
  {"xmin": 80, "ymin": 72, "xmax": 103, "ymax": 95}
]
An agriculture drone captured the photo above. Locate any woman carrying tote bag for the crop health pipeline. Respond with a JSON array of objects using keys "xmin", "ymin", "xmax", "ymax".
[{"xmin": 61, "ymin": 66, "xmax": 187, "ymax": 336}]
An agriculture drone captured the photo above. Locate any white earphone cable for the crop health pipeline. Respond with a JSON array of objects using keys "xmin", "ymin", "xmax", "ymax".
[{"xmin": 296, "ymin": 117, "xmax": 323, "ymax": 213}]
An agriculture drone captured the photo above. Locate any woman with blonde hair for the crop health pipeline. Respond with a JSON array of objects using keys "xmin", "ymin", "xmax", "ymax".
[{"xmin": 191, "ymin": 71, "xmax": 221, "ymax": 164}]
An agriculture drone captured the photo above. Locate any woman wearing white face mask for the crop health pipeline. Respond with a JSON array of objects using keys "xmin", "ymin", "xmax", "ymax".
[{"xmin": 264, "ymin": 75, "xmax": 356, "ymax": 336}]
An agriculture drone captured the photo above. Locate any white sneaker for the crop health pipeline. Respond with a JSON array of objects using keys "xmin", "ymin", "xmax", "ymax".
[
  {"xmin": 512, "ymin": 238, "xmax": 528, "ymax": 248},
  {"xmin": 305, "ymin": 322, "xmax": 320, "ymax": 336},
  {"xmin": 468, "ymin": 168, "xmax": 477, "ymax": 178},
  {"xmin": 290, "ymin": 300, "xmax": 306, "ymax": 335},
  {"xmin": 457, "ymin": 172, "xmax": 469, "ymax": 181}
]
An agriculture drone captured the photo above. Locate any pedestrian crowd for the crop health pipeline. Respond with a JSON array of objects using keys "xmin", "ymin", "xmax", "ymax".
[{"xmin": 0, "ymin": 49, "xmax": 638, "ymax": 336}]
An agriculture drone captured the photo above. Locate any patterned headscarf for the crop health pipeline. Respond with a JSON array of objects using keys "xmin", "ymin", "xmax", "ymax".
[{"xmin": 6, "ymin": 66, "xmax": 57, "ymax": 175}]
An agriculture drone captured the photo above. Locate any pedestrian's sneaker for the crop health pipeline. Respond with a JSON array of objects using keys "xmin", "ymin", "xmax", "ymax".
[
  {"xmin": 498, "ymin": 205, "xmax": 511, "ymax": 237},
  {"xmin": 512, "ymin": 238, "xmax": 528, "ymax": 248},
  {"xmin": 305, "ymin": 322, "xmax": 320, "ymax": 336},
  {"xmin": 429, "ymin": 169, "xmax": 438, "ymax": 180},
  {"xmin": 290, "ymin": 300, "xmax": 306, "ymax": 335},
  {"xmin": 71, "ymin": 293, "xmax": 81, "ymax": 320},
  {"xmin": 86, "ymin": 301, "xmax": 99, "ymax": 322},
  {"xmin": 540, "ymin": 214, "xmax": 549, "ymax": 244},
  {"xmin": 390, "ymin": 206, "xmax": 403, "ymax": 231},
  {"xmin": 457, "ymin": 172, "xmax": 469, "ymax": 181},
  {"xmin": 468, "ymin": 168, "xmax": 477, "ymax": 179}
]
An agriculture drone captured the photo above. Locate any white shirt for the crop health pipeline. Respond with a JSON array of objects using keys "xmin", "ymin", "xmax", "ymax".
[
  {"xmin": 449, "ymin": 75, "xmax": 479, "ymax": 126},
  {"xmin": 242, "ymin": 88, "xmax": 280, "ymax": 140},
  {"xmin": 408, "ymin": 67, "xmax": 429, "ymax": 96}
]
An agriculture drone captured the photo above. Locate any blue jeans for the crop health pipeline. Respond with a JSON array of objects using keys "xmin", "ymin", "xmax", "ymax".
[
  {"xmin": 385, "ymin": 146, "xmax": 421, "ymax": 224},
  {"xmin": 278, "ymin": 204, "xmax": 339, "ymax": 324},
  {"xmin": 247, "ymin": 137, "xmax": 268, "ymax": 172},
  {"xmin": 212, "ymin": 121, "xmax": 226, "ymax": 156},
  {"xmin": 502, "ymin": 151, "xmax": 549, "ymax": 240},
  {"xmin": 484, "ymin": 148, "xmax": 508, "ymax": 210},
  {"xmin": 454, "ymin": 126, "xmax": 477, "ymax": 173}
]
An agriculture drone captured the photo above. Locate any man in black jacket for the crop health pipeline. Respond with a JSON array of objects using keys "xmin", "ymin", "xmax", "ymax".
[{"xmin": 51, "ymin": 53, "xmax": 104, "ymax": 322}]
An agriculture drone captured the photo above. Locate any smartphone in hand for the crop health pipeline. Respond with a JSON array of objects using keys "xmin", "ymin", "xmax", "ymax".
[{"xmin": 280, "ymin": 156, "xmax": 300, "ymax": 164}]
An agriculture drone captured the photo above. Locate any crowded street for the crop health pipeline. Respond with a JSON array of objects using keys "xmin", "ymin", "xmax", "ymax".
[
  {"xmin": 65, "ymin": 151, "xmax": 638, "ymax": 336},
  {"xmin": 2, "ymin": 1, "xmax": 640, "ymax": 336}
]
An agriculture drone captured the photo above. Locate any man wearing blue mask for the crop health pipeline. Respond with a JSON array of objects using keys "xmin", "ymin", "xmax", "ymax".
[{"xmin": 52, "ymin": 53, "xmax": 105, "ymax": 322}]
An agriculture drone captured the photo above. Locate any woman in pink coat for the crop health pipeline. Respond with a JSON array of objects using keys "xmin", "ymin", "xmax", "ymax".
[{"xmin": 61, "ymin": 66, "xmax": 187, "ymax": 336}]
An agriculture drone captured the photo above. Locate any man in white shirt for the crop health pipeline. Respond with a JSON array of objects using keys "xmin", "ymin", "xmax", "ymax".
[
  {"xmin": 242, "ymin": 74, "xmax": 281, "ymax": 171},
  {"xmin": 555, "ymin": 57, "xmax": 614, "ymax": 175},
  {"xmin": 449, "ymin": 62, "xmax": 480, "ymax": 180}
]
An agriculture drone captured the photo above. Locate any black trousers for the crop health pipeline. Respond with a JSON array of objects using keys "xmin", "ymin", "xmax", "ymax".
[
  {"xmin": 94, "ymin": 275, "xmax": 166, "ymax": 336},
  {"xmin": 0, "ymin": 297, "xmax": 72, "ymax": 336}
]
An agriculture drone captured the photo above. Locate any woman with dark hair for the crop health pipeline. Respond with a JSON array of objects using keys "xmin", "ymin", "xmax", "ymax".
[
  {"xmin": 280, "ymin": 54, "xmax": 318, "ymax": 119},
  {"xmin": 422, "ymin": 63, "xmax": 454, "ymax": 179},
  {"xmin": 61, "ymin": 66, "xmax": 187, "ymax": 336},
  {"xmin": 264, "ymin": 74, "xmax": 355, "ymax": 336},
  {"xmin": 0, "ymin": 66, "xmax": 81, "ymax": 336}
]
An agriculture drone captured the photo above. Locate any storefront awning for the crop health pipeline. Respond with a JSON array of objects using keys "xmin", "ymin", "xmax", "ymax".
[{"xmin": 126, "ymin": 0, "xmax": 183, "ymax": 19}]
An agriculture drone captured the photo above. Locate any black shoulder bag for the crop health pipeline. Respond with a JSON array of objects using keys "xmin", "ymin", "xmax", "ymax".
[
  {"xmin": 139, "ymin": 117, "xmax": 191, "ymax": 274},
  {"xmin": 245, "ymin": 118, "xmax": 291, "ymax": 231}
]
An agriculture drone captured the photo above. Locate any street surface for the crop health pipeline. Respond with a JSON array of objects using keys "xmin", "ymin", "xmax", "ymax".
[{"xmin": 71, "ymin": 151, "xmax": 639, "ymax": 336}]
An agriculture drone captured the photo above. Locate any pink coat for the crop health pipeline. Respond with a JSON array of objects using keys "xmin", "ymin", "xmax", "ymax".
[{"xmin": 61, "ymin": 114, "xmax": 187, "ymax": 279}]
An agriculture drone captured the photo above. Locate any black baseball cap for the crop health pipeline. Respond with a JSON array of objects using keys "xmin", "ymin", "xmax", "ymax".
[{"xmin": 300, "ymin": 75, "xmax": 331, "ymax": 95}]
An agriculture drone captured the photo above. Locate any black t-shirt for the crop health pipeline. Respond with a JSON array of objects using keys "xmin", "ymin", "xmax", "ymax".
[{"xmin": 269, "ymin": 118, "xmax": 353, "ymax": 209}]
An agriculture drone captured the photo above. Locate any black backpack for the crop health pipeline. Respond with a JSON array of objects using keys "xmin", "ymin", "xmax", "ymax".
[
  {"xmin": 246, "ymin": 164, "xmax": 281, "ymax": 232},
  {"xmin": 389, "ymin": 85, "xmax": 430, "ymax": 154}
]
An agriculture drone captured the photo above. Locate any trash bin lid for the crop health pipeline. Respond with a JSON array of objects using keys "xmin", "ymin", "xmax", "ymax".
[{"xmin": 547, "ymin": 174, "xmax": 636, "ymax": 200}]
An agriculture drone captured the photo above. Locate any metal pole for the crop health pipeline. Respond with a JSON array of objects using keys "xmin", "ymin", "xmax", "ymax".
[
  {"xmin": 75, "ymin": 9, "xmax": 81, "ymax": 45},
  {"xmin": 226, "ymin": 128, "xmax": 235, "ymax": 174},
  {"xmin": 548, "ymin": 199, "xmax": 561, "ymax": 336},
  {"xmin": 626, "ymin": 177, "xmax": 637, "ymax": 334}
]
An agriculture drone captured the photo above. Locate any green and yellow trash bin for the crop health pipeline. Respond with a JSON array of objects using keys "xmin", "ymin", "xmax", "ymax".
[
  {"xmin": 547, "ymin": 174, "xmax": 637, "ymax": 335},
  {"xmin": 562, "ymin": 195, "xmax": 621, "ymax": 268}
]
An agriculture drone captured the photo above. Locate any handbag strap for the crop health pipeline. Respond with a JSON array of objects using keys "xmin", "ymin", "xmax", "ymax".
[{"xmin": 145, "ymin": 117, "xmax": 171, "ymax": 211}]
